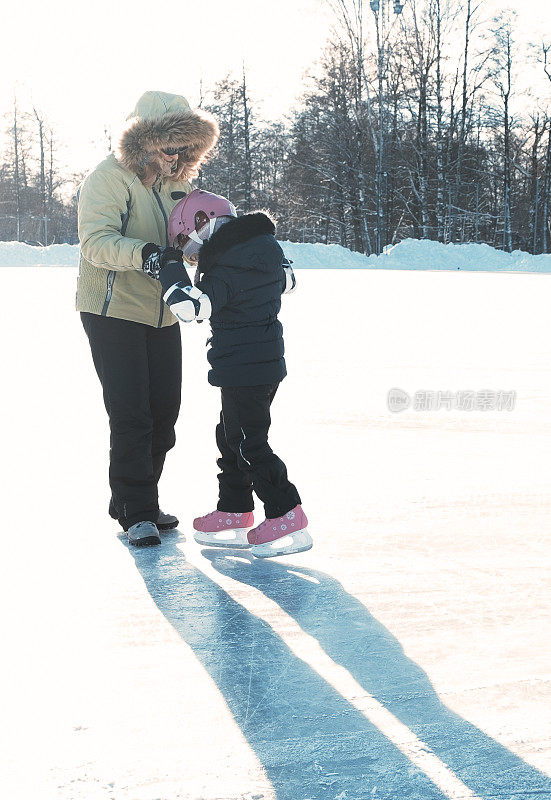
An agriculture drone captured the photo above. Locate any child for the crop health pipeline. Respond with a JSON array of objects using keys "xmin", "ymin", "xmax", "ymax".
[{"xmin": 157, "ymin": 189, "xmax": 312, "ymax": 559}]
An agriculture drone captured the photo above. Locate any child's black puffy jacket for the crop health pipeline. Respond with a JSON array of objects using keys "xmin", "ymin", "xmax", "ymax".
[{"xmin": 195, "ymin": 212, "xmax": 288, "ymax": 388}]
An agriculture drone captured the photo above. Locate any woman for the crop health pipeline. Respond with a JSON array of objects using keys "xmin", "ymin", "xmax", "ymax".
[{"xmin": 77, "ymin": 91, "xmax": 219, "ymax": 546}]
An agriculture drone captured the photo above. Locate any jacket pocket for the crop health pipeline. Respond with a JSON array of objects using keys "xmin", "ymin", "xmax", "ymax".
[{"xmin": 101, "ymin": 270, "xmax": 116, "ymax": 315}]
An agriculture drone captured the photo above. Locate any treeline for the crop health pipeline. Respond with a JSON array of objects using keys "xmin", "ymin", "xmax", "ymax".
[
  {"xmin": 2, "ymin": 0, "xmax": 551, "ymax": 253},
  {"xmin": 0, "ymin": 102, "xmax": 80, "ymax": 245},
  {"xmin": 200, "ymin": 0, "xmax": 551, "ymax": 254}
]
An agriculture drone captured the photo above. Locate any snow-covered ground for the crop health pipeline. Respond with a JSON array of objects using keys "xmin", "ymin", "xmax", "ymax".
[
  {"xmin": 2, "ymin": 266, "xmax": 551, "ymax": 800},
  {"xmin": 2, "ymin": 237, "xmax": 551, "ymax": 271}
]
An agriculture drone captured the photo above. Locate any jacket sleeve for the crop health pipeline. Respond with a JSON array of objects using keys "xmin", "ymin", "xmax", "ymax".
[
  {"xmin": 196, "ymin": 271, "xmax": 232, "ymax": 315},
  {"xmin": 78, "ymin": 169, "xmax": 148, "ymax": 271}
]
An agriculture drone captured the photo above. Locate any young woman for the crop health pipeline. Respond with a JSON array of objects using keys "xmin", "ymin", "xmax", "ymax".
[{"xmin": 77, "ymin": 92, "xmax": 219, "ymax": 546}]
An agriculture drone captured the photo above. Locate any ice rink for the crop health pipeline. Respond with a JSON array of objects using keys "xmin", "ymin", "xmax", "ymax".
[{"xmin": 2, "ymin": 266, "xmax": 551, "ymax": 800}]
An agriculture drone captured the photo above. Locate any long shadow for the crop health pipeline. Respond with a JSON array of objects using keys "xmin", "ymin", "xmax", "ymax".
[
  {"xmin": 125, "ymin": 532, "xmax": 452, "ymax": 800},
  {"xmin": 203, "ymin": 550, "xmax": 551, "ymax": 800}
]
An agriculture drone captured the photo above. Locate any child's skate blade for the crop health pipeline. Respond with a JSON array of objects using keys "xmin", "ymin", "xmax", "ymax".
[
  {"xmin": 193, "ymin": 528, "xmax": 252, "ymax": 549},
  {"xmin": 251, "ymin": 529, "xmax": 313, "ymax": 559}
]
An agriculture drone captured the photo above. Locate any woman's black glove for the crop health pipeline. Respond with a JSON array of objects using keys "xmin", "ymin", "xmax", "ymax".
[{"xmin": 141, "ymin": 244, "xmax": 184, "ymax": 280}]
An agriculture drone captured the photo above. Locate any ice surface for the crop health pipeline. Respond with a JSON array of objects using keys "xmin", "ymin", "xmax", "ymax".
[{"xmin": 1, "ymin": 267, "xmax": 551, "ymax": 800}]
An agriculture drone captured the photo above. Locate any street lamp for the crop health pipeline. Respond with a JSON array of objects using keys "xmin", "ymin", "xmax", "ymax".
[{"xmin": 371, "ymin": 0, "xmax": 407, "ymax": 254}]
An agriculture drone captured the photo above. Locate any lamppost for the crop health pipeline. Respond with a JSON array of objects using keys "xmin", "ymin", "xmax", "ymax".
[{"xmin": 370, "ymin": 0, "xmax": 405, "ymax": 254}]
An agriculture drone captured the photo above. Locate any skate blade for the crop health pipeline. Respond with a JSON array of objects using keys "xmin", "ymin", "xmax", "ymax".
[
  {"xmin": 193, "ymin": 528, "xmax": 252, "ymax": 549},
  {"xmin": 250, "ymin": 530, "xmax": 313, "ymax": 559}
]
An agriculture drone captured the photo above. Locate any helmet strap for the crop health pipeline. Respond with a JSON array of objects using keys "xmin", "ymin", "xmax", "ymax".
[{"xmin": 189, "ymin": 230, "xmax": 203, "ymax": 244}]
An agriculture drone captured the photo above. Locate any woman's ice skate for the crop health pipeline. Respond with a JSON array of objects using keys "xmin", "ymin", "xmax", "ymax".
[
  {"xmin": 193, "ymin": 510, "xmax": 254, "ymax": 548},
  {"xmin": 247, "ymin": 505, "xmax": 312, "ymax": 558}
]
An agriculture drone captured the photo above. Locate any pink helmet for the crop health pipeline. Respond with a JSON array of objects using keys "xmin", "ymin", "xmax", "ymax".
[{"xmin": 168, "ymin": 188, "xmax": 237, "ymax": 248}]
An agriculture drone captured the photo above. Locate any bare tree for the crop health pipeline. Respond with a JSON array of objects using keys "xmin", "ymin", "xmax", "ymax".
[
  {"xmin": 542, "ymin": 43, "xmax": 551, "ymax": 252},
  {"xmin": 325, "ymin": 0, "xmax": 376, "ymax": 252},
  {"xmin": 526, "ymin": 113, "xmax": 546, "ymax": 253},
  {"xmin": 241, "ymin": 65, "xmax": 252, "ymax": 212},
  {"xmin": 12, "ymin": 97, "xmax": 22, "ymax": 240},
  {"xmin": 33, "ymin": 106, "xmax": 48, "ymax": 243},
  {"xmin": 490, "ymin": 10, "xmax": 516, "ymax": 252}
]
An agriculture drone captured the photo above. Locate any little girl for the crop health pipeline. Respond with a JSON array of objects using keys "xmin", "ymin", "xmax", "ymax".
[{"xmin": 156, "ymin": 189, "xmax": 312, "ymax": 559}]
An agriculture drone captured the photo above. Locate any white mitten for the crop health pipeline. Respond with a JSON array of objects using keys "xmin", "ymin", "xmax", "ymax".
[{"xmin": 164, "ymin": 283, "xmax": 212, "ymax": 323}]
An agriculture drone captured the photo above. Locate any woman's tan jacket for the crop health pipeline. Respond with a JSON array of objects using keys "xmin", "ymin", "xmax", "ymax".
[{"xmin": 76, "ymin": 91, "xmax": 219, "ymax": 327}]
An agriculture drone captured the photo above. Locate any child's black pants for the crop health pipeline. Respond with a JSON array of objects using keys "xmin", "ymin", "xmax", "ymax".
[
  {"xmin": 81, "ymin": 312, "xmax": 181, "ymax": 530},
  {"xmin": 216, "ymin": 383, "xmax": 301, "ymax": 519}
]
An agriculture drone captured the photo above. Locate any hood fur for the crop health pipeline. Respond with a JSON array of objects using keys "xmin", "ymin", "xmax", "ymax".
[
  {"xmin": 198, "ymin": 212, "xmax": 277, "ymax": 274},
  {"xmin": 117, "ymin": 92, "xmax": 219, "ymax": 182}
]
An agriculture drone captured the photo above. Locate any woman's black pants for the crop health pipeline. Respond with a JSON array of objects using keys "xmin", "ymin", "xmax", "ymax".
[{"xmin": 81, "ymin": 312, "xmax": 182, "ymax": 530}]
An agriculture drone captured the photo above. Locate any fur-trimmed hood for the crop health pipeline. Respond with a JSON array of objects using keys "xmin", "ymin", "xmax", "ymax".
[
  {"xmin": 117, "ymin": 91, "xmax": 219, "ymax": 182},
  {"xmin": 197, "ymin": 212, "xmax": 282, "ymax": 275}
]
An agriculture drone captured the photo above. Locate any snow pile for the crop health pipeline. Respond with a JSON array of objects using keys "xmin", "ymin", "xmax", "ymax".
[
  {"xmin": 377, "ymin": 239, "xmax": 551, "ymax": 273},
  {"xmin": 0, "ymin": 241, "xmax": 78, "ymax": 267},
  {"xmin": 280, "ymin": 240, "xmax": 379, "ymax": 268},
  {"xmin": 282, "ymin": 238, "xmax": 551, "ymax": 272},
  {"xmin": 2, "ymin": 237, "xmax": 551, "ymax": 272}
]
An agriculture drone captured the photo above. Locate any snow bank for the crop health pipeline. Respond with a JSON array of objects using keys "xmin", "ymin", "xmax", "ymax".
[
  {"xmin": 279, "ymin": 240, "xmax": 379, "ymax": 268},
  {"xmin": 377, "ymin": 239, "xmax": 551, "ymax": 273},
  {"xmin": 281, "ymin": 238, "xmax": 551, "ymax": 272},
  {"xmin": 2, "ymin": 237, "xmax": 551, "ymax": 272},
  {"xmin": 0, "ymin": 241, "xmax": 78, "ymax": 267}
]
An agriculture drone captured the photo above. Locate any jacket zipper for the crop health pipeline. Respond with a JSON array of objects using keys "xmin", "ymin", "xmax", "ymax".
[
  {"xmin": 101, "ymin": 270, "xmax": 116, "ymax": 315},
  {"xmin": 102, "ymin": 195, "xmax": 128, "ymax": 317},
  {"xmin": 152, "ymin": 186, "xmax": 169, "ymax": 328}
]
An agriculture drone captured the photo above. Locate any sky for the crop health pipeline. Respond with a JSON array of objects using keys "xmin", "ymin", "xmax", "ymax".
[
  {"xmin": 0, "ymin": 0, "xmax": 334, "ymax": 175},
  {"xmin": 1, "ymin": 0, "xmax": 550, "ymax": 178}
]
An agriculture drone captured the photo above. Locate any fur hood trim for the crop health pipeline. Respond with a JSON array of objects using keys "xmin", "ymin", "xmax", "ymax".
[
  {"xmin": 198, "ymin": 212, "xmax": 277, "ymax": 273},
  {"xmin": 118, "ymin": 97, "xmax": 219, "ymax": 182}
]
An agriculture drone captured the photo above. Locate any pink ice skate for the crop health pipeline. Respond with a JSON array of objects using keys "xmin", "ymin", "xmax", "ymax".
[
  {"xmin": 193, "ymin": 510, "xmax": 254, "ymax": 548},
  {"xmin": 247, "ymin": 505, "xmax": 312, "ymax": 558}
]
